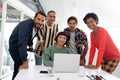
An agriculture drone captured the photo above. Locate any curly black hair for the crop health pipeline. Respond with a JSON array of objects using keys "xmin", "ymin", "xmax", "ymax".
[
  {"xmin": 67, "ymin": 16, "xmax": 78, "ymax": 24},
  {"xmin": 83, "ymin": 13, "xmax": 99, "ymax": 24}
]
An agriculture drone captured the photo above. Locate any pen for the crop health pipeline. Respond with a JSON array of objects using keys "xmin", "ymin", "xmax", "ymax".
[
  {"xmin": 91, "ymin": 75, "xmax": 96, "ymax": 80},
  {"xmin": 99, "ymin": 75, "xmax": 106, "ymax": 80},
  {"xmin": 86, "ymin": 75, "xmax": 93, "ymax": 80}
]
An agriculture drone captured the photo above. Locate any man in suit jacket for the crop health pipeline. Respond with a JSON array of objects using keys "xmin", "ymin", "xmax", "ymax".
[{"xmin": 9, "ymin": 11, "xmax": 46, "ymax": 80}]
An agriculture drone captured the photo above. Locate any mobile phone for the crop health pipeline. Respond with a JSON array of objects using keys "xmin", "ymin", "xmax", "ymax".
[{"xmin": 40, "ymin": 70, "xmax": 48, "ymax": 74}]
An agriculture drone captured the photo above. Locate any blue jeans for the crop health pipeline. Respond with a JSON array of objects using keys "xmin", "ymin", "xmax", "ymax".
[{"xmin": 35, "ymin": 55, "xmax": 42, "ymax": 65}]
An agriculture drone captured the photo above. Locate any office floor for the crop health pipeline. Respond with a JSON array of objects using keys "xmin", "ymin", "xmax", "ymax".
[
  {"xmin": 113, "ymin": 63, "xmax": 120, "ymax": 78},
  {"xmin": 2, "ymin": 74, "xmax": 12, "ymax": 80}
]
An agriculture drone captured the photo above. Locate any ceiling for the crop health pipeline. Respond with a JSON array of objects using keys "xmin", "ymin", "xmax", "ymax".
[
  {"xmin": 0, "ymin": 0, "xmax": 120, "ymax": 30},
  {"xmin": 39, "ymin": 0, "xmax": 120, "ymax": 30}
]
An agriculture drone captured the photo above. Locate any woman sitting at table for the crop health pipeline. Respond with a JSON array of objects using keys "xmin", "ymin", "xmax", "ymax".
[{"xmin": 43, "ymin": 32, "xmax": 71, "ymax": 66}]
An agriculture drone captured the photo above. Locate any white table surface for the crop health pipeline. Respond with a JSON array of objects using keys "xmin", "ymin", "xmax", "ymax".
[{"xmin": 15, "ymin": 65, "xmax": 120, "ymax": 80}]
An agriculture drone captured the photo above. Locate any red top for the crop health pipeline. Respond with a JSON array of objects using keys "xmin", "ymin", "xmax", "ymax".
[{"xmin": 89, "ymin": 27, "xmax": 120, "ymax": 66}]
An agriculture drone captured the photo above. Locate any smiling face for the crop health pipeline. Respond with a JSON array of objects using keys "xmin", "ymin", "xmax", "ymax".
[
  {"xmin": 68, "ymin": 20, "xmax": 77, "ymax": 31},
  {"xmin": 47, "ymin": 12, "xmax": 56, "ymax": 24},
  {"xmin": 85, "ymin": 17, "xmax": 98, "ymax": 31},
  {"xmin": 33, "ymin": 13, "xmax": 45, "ymax": 29},
  {"xmin": 83, "ymin": 13, "xmax": 99, "ymax": 31},
  {"xmin": 57, "ymin": 35, "xmax": 67, "ymax": 46}
]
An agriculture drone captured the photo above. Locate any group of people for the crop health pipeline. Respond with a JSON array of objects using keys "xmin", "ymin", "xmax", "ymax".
[{"xmin": 9, "ymin": 10, "xmax": 120, "ymax": 80}]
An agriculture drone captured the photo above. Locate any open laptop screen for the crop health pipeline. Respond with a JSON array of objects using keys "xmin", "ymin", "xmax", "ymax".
[{"xmin": 53, "ymin": 53, "xmax": 80, "ymax": 73}]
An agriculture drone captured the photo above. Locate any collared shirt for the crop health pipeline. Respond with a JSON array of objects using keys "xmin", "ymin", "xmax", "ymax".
[
  {"xmin": 35, "ymin": 22, "xmax": 59, "ymax": 56},
  {"xmin": 40, "ymin": 22, "xmax": 58, "ymax": 50},
  {"xmin": 64, "ymin": 28, "xmax": 88, "ymax": 54},
  {"xmin": 32, "ymin": 27, "xmax": 37, "ymax": 38}
]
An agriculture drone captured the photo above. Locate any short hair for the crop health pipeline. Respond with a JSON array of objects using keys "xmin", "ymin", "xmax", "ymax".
[
  {"xmin": 55, "ymin": 32, "xmax": 69, "ymax": 45},
  {"xmin": 83, "ymin": 13, "xmax": 99, "ymax": 24},
  {"xmin": 47, "ymin": 10, "xmax": 56, "ymax": 15},
  {"xmin": 67, "ymin": 16, "xmax": 78, "ymax": 24},
  {"xmin": 34, "ymin": 11, "xmax": 46, "ymax": 18}
]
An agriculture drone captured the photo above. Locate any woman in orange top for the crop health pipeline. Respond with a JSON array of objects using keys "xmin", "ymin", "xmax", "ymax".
[{"xmin": 83, "ymin": 13, "xmax": 120, "ymax": 74}]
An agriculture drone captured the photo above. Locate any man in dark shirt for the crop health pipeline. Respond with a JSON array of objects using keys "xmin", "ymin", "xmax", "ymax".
[{"xmin": 9, "ymin": 11, "xmax": 46, "ymax": 80}]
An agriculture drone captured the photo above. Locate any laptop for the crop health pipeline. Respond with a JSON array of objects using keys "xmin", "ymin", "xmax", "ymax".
[{"xmin": 53, "ymin": 53, "xmax": 80, "ymax": 73}]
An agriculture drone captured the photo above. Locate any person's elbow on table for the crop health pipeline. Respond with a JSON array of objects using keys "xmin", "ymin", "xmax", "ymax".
[{"xmin": 84, "ymin": 64, "xmax": 99, "ymax": 69}]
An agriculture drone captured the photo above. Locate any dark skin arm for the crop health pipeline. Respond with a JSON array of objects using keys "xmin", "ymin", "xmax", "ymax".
[
  {"xmin": 80, "ymin": 43, "xmax": 88, "ymax": 66},
  {"xmin": 84, "ymin": 64, "xmax": 99, "ymax": 69},
  {"xmin": 40, "ymin": 41, "xmax": 45, "ymax": 54}
]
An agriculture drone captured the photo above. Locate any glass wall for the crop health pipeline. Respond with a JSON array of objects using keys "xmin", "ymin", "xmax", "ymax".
[
  {"xmin": 0, "ymin": 0, "xmax": 35, "ymax": 79},
  {"xmin": 24, "ymin": 14, "xmax": 31, "ymax": 20},
  {"xmin": 0, "ymin": 0, "xmax": 3, "ymax": 78},
  {"xmin": 0, "ymin": 0, "xmax": 2, "ymax": 31},
  {"xmin": 2, "ymin": 4, "xmax": 21, "ymax": 77}
]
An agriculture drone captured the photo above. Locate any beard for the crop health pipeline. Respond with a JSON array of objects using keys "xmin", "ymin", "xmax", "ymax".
[{"xmin": 35, "ymin": 23, "xmax": 41, "ymax": 29}]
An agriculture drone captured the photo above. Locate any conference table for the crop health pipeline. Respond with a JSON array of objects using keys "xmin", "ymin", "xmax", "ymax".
[{"xmin": 15, "ymin": 65, "xmax": 120, "ymax": 80}]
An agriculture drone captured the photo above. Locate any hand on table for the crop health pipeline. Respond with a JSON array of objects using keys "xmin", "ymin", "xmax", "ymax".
[
  {"xmin": 84, "ymin": 64, "xmax": 99, "ymax": 69},
  {"xmin": 19, "ymin": 61, "xmax": 29, "ymax": 70},
  {"xmin": 80, "ymin": 57, "xmax": 85, "ymax": 66}
]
